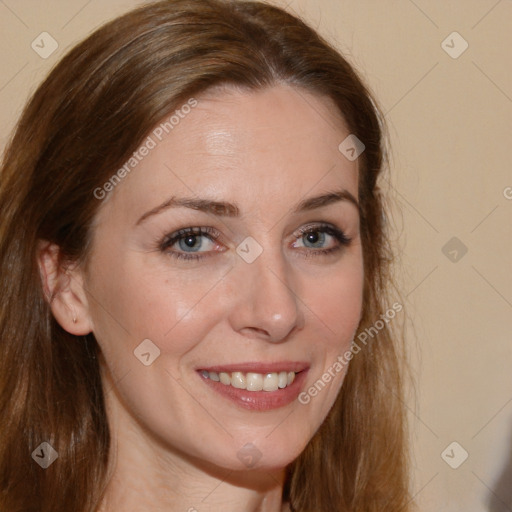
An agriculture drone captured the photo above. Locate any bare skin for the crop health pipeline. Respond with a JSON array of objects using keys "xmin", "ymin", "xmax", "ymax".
[{"xmin": 39, "ymin": 84, "xmax": 363, "ymax": 511}]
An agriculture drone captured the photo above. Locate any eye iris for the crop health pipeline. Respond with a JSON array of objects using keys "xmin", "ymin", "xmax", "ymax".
[
  {"xmin": 304, "ymin": 231, "xmax": 325, "ymax": 248},
  {"xmin": 179, "ymin": 234, "xmax": 202, "ymax": 251}
]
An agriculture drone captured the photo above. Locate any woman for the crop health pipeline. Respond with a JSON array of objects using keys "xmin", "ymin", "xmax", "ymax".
[{"xmin": 0, "ymin": 0, "xmax": 411, "ymax": 510}]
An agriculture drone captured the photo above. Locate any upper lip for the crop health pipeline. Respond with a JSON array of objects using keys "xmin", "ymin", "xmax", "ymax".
[{"xmin": 197, "ymin": 361, "xmax": 309, "ymax": 374}]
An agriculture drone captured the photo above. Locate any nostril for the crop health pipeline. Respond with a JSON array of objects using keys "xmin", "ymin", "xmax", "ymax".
[{"xmin": 240, "ymin": 326, "xmax": 270, "ymax": 338}]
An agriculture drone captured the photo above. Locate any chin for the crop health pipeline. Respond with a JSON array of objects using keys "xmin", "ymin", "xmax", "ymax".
[
  {"xmin": 177, "ymin": 429, "xmax": 307, "ymax": 475},
  {"xmin": 230, "ymin": 431, "xmax": 310, "ymax": 472}
]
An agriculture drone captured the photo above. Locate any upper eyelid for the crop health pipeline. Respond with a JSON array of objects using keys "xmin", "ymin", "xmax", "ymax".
[
  {"xmin": 162, "ymin": 223, "xmax": 348, "ymax": 249},
  {"xmin": 162, "ymin": 226, "xmax": 220, "ymax": 243},
  {"xmin": 167, "ymin": 223, "xmax": 342, "ymax": 237}
]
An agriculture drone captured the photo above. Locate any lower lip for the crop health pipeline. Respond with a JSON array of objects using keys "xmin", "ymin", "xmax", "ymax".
[{"xmin": 198, "ymin": 370, "xmax": 309, "ymax": 411}]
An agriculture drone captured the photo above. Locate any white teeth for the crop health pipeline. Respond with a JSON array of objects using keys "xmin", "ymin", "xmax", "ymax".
[
  {"xmin": 231, "ymin": 371, "xmax": 246, "ymax": 389},
  {"xmin": 201, "ymin": 370, "xmax": 298, "ymax": 392},
  {"xmin": 219, "ymin": 372, "xmax": 231, "ymax": 385},
  {"xmin": 263, "ymin": 373, "xmax": 279, "ymax": 391},
  {"xmin": 246, "ymin": 372, "xmax": 263, "ymax": 391}
]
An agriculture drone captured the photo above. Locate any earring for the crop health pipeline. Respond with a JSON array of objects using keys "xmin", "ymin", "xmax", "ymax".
[{"xmin": 72, "ymin": 308, "xmax": 77, "ymax": 324}]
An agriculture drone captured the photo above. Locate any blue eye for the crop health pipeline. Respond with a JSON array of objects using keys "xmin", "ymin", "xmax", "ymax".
[
  {"xmin": 177, "ymin": 233, "xmax": 207, "ymax": 252},
  {"xmin": 160, "ymin": 223, "xmax": 351, "ymax": 262},
  {"xmin": 160, "ymin": 227, "xmax": 221, "ymax": 260},
  {"xmin": 302, "ymin": 230, "xmax": 327, "ymax": 248},
  {"xmin": 293, "ymin": 224, "xmax": 351, "ymax": 255}
]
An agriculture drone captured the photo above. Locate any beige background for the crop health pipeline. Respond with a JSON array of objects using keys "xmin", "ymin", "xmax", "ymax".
[{"xmin": 1, "ymin": 1, "xmax": 511, "ymax": 510}]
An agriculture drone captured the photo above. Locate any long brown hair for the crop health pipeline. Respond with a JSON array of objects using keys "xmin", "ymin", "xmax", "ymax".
[{"xmin": 0, "ymin": 1, "xmax": 412, "ymax": 510}]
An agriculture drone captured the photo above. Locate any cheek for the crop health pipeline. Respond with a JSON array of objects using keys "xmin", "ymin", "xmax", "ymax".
[
  {"xmin": 86, "ymin": 253, "xmax": 230, "ymax": 375},
  {"xmin": 304, "ymin": 256, "xmax": 364, "ymax": 347},
  {"xmin": 311, "ymin": 274, "xmax": 363, "ymax": 337},
  {"xmin": 297, "ymin": 256, "xmax": 364, "ymax": 413}
]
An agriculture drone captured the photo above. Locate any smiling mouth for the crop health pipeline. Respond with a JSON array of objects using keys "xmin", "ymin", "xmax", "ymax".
[
  {"xmin": 199, "ymin": 370, "xmax": 297, "ymax": 392},
  {"xmin": 196, "ymin": 363, "xmax": 309, "ymax": 410}
]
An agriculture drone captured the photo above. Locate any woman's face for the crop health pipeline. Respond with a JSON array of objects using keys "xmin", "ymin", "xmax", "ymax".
[{"xmin": 82, "ymin": 84, "xmax": 363, "ymax": 471}]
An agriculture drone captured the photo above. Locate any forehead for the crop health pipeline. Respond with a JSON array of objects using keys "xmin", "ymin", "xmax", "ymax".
[
  {"xmin": 180, "ymin": 83, "xmax": 350, "ymax": 164},
  {"xmin": 99, "ymin": 84, "xmax": 358, "ymax": 222}
]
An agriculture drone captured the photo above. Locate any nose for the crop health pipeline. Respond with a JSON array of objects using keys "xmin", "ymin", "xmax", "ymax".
[{"xmin": 227, "ymin": 249, "xmax": 305, "ymax": 343}]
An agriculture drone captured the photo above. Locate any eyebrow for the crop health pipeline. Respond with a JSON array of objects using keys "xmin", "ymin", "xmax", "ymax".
[{"xmin": 135, "ymin": 188, "xmax": 359, "ymax": 226}]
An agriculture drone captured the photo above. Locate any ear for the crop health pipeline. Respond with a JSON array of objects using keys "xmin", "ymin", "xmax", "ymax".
[{"xmin": 37, "ymin": 240, "xmax": 94, "ymax": 336}]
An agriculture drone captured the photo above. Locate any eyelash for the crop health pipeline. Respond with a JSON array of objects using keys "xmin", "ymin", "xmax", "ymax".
[{"xmin": 159, "ymin": 223, "xmax": 352, "ymax": 262}]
